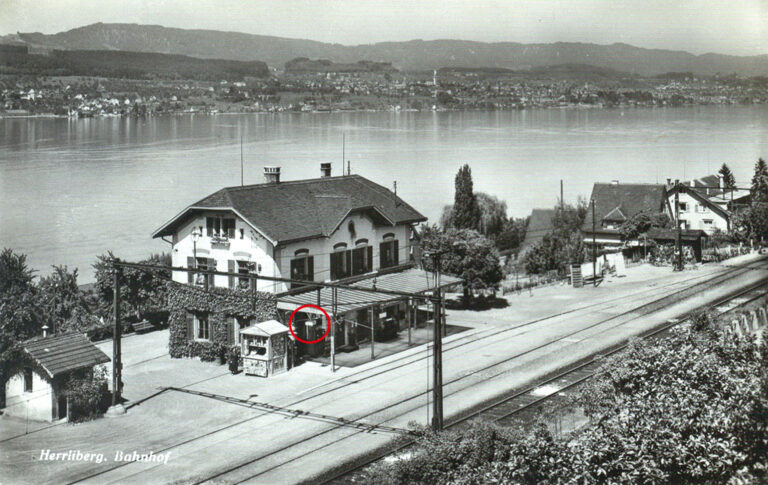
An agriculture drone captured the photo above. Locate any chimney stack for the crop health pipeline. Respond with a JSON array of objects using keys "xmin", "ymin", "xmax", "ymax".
[
  {"xmin": 263, "ymin": 166, "xmax": 280, "ymax": 184},
  {"xmin": 320, "ymin": 162, "xmax": 332, "ymax": 178},
  {"xmin": 718, "ymin": 174, "xmax": 724, "ymax": 190}
]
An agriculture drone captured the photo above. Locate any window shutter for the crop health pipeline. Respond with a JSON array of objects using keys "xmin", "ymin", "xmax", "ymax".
[
  {"xmin": 307, "ymin": 256, "xmax": 314, "ymax": 281},
  {"xmin": 393, "ymin": 240, "xmax": 399, "ymax": 265},
  {"xmin": 227, "ymin": 317, "xmax": 235, "ymax": 345},
  {"xmin": 346, "ymin": 251, "xmax": 352, "ymax": 277},
  {"xmin": 228, "ymin": 260, "xmax": 235, "ymax": 288},
  {"xmin": 367, "ymin": 246, "xmax": 373, "ymax": 272},
  {"xmin": 330, "ymin": 253, "xmax": 339, "ymax": 280},
  {"xmin": 186, "ymin": 313, "xmax": 194, "ymax": 340},
  {"xmin": 206, "ymin": 218, "xmax": 214, "ymax": 237},
  {"xmin": 187, "ymin": 257, "xmax": 195, "ymax": 283}
]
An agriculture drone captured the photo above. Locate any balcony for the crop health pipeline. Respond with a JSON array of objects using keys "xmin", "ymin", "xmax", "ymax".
[{"xmin": 210, "ymin": 233, "xmax": 231, "ymax": 250}]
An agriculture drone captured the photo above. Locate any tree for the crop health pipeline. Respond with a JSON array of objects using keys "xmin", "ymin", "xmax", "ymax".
[
  {"xmin": 93, "ymin": 252, "xmax": 171, "ymax": 321},
  {"xmin": 523, "ymin": 200, "xmax": 588, "ymax": 275},
  {"xmin": 751, "ymin": 158, "xmax": 768, "ymax": 203},
  {"xmin": 0, "ymin": 249, "xmax": 41, "ymax": 405},
  {"xmin": 495, "ymin": 217, "xmax": 530, "ymax": 252},
  {"xmin": 420, "ymin": 226, "xmax": 503, "ymax": 303},
  {"xmin": 442, "ymin": 191, "xmax": 509, "ymax": 242},
  {"xmin": 718, "ymin": 163, "xmax": 736, "ymax": 189},
  {"xmin": 452, "ymin": 164, "xmax": 480, "ymax": 231},
  {"xmin": 475, "ymin": 192, "xmax": 508, "ymax": 241},
  {"xmin": 619, "ymin": 211, "xmax": 671, "ymax": 241},
  {"xmin": 38, "ymin": 265, "xmax": 99, "ymax": 334}
]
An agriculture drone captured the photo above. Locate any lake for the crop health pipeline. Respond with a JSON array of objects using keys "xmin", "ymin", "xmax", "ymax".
[{"xmin": 2, "ymin": 106, "xmax": 767, "ymax": 282}]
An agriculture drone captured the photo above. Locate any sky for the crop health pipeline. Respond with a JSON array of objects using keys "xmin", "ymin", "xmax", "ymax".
[{"xmin": 1, "ymin": 0, "xmax": 767, "ymax": 56}]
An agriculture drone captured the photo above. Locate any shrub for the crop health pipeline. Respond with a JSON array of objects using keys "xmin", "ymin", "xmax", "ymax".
[{"xmin": 64, "ymin": 366, "xmax": 109, "ymax": 423}]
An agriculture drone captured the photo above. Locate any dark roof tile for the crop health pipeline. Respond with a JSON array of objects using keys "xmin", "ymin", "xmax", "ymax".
[
  {"xmin": 24, "ymin": 333, "xmax": 110, "ymax": 378},
  {"xmin": 154, "ymin": 175, "xmax": 426, "ymax": 243}
]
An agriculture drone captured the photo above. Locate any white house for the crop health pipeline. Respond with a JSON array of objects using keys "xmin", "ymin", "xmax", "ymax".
[
  {"xmin": 152, "ymin": 164, "xmax": 427, "ymax": 294},
  {"xmin": 664, "ymin": 175, "xmax": 750, "ymax": 235},
  {"xmin": 3, "ymin": 333, "xmax": 109, "ymax": 422}
]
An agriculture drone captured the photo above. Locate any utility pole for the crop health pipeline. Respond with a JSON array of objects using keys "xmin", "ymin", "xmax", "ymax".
[
  {"xmin": 428, "ymin": 251, "xmax": 444, "ymax": 431},
  {"xmin": 107, "ymin": 265, "xmax": 125, "ymax": 416},
  {"xmin": 432, "ymin": 286, "xmax": 443, "ymax": 431},
  {"xmin": 560, "ymin": 179, "xmax": 564, "ymax": 210},
  {"xmin": 675, "ymin": 185, "xmax": 683, "ymax": 271},
  {"xmin": 331, "ymin": 287, "xmax": 337, "ymax": 373},
  {"xmin": 342, "ymin": 133, "xmax": 345, "ymax": 167},
  {"xmin": 591, "ymin": 198, "xmax": 597, "ymax": 286}
]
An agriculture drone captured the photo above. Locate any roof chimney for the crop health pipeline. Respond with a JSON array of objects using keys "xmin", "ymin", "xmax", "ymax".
[
  {"xmin": 718, "ymin": 174, "xmax": 724, "ymax": 190},
  {"xmin": 42, "ymin": 324, "xmax": 49, "ymax": 338},
  {"xmin": 320, "ymin": 162, "xmax": 332, "ymax": 178},
  {"xmin": 263, "ymin": 166, "xmax": 280, "ymax": 184}
]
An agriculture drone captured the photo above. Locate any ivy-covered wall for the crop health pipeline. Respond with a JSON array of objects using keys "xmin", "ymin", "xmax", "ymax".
[{"xmin": 166, "ymin": 281, "xmax": 278, "ymax": 361}]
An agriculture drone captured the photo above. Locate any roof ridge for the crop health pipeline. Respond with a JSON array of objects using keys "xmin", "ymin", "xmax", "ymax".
[{"xmin": 223, "ymin": 174, "xmax": 361, "ymax": 192}]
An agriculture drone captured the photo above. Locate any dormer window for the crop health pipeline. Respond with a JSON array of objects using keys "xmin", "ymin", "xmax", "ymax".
[{"xmin": 206, "ymin": 217, "xmax": 235, "ymax": 239}]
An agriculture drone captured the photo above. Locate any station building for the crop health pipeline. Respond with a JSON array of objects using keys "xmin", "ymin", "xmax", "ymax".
[{"xmin": 153, "ymin": 164, "xmax": 462, "ymax": 363}]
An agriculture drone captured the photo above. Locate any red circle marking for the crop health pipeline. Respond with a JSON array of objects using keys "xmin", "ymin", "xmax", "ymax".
[{"xmin": 288, "ymin": 304, "xmax": 331, "ymax": 344}]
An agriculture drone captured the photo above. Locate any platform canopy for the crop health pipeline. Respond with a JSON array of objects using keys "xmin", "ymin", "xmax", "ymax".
[{"xmin": 276, "ymin": 268, "xmax": 462, "ymax": 315}]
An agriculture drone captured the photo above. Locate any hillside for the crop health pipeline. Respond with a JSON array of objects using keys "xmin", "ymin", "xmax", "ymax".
[
  {"xmin": 8, "ymin": 22, "xmax": 768, "ymax": 76},
  {"xmin": 0, "ymin": 47, "xmax": 270, "ymax": 80}
]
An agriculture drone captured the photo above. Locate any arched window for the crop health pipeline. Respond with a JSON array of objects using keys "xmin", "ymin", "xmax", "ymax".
[
  {"xmin": 380, "ymin": 235, "xmax": 399, "ymax": 269},
  {"xmin": 333, "ymin": 242, "xmax": 348, "ymax": 251},
  {"xmin": 355, "ymin": 238, "xmax": 369, "ymax": 247},
  {"xmin": 294, "ymin": 248, "xmax": 309, "ymax": 256}
]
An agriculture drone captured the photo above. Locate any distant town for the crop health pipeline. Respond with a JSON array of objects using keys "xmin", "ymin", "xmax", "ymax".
[{"xmin": 3, "ymin": 69, "xmax": 768, "ymax": 118}]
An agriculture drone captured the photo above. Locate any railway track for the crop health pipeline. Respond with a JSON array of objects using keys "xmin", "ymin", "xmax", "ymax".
[
  {"xmin": 324, "ymin": 278, "xmax": 768, "ymax": 485},
  {"xmin": 57, "ymin": 259, "xmax": 768, "ymax": 485}
]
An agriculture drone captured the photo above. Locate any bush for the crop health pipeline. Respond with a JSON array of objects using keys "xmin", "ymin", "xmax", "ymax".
[{"xmin": 64, "ymin": 366, "xmax": 109, "ymax": 423}]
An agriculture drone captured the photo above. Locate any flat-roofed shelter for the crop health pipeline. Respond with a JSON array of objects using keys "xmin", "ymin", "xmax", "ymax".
[{"xmin": 277, "ymin": 268, "xmax": 462, "ymax": 356}]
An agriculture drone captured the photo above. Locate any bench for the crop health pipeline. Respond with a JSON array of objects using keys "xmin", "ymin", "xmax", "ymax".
[{"xmin": 131, "ymin": 320, "xmax": 154, "ymax": 333}]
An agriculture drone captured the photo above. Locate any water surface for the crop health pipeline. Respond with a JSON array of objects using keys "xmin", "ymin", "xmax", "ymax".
[{"xmin": 2, "ymin": 106, "xmax": 767, "ymax": 281}]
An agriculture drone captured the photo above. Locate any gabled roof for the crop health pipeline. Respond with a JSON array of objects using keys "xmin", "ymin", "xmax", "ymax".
[
  {"xmin": 665, "ymin": 184, "xmax": 731, "ymax": 219},
  {"xmin": 23, "ymin": 333, "xmax": 110, "ymax": 379},
  {"xmin": 520, "ymin": 208, "xmax": 556, "ymax": 252},
  {"xmin": 582, "ymin": 183, "xmax": 667, "ymax": 233},
  {"xmin": 152, "ymin": 175, "xmax": 426, "ymax": 244},
  {"xmin": 603, "ymin": 205, "xmax": 627, "ymax": 221}
]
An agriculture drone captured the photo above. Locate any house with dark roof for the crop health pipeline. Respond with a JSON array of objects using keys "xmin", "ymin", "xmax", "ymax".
[
  {"xmin": 664, "ymin": 175, "xmax": 750, "ymax": 235},
  {"xmin": 582, "ymin": 182, "xmax": 670, "ymax": 247},
  {"xmin": 153, "ymin": 164, "xmax": 461, "ymax": 360},
  {"xmin": 519, "ymin": 208, "xmax": 556, "ymax": 257},
  {"xmin": 3, "ymin": 333, "xmax": 110, "ymax": 422},
  {"xmin": 153, "ymin": 164, "xmax": 426, "ymax": 297}
]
